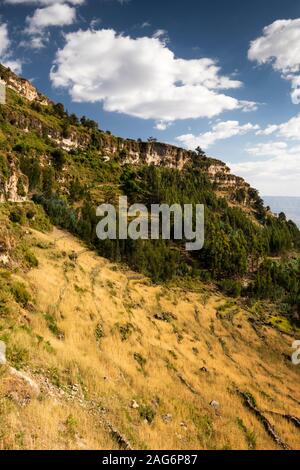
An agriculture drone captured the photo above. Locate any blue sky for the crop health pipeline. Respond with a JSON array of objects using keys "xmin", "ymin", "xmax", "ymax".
[{"xmin": 1, "ymin": 0, "xmax": 300, "ymax": 196}]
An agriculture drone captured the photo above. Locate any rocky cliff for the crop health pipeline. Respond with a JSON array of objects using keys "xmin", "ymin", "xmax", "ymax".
[
  {"xmin": 0, "ymin": 63, "xmax": 256, "ymax": 206},
  {"xmin": 0, "ymin": 64, "xmax": 51, "ymax": 105}
]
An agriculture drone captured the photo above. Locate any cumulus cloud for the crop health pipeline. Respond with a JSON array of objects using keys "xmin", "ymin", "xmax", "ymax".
[
  {"xmin": 0, "ymin": 23, "xmax": 22, "ymax": 73},
  {"xmin": 6, "ymin": 0, "xmax": 82, "ymax": 49},
  {"xmin": 50, "ymin": 28, "xmax": 255, "ymax": 123},
  {"xmin": 176, "ymin": 120, "xmax": 259, "ymax": 150},
  {"xmin": 25, "ymin": 3, "xmax": 76, "ymax": 35},
  {"xmin": 230, "ymin": 141, "xmax": 300, "ymax": 196},
  {"xmin": 248, "ymin": 19, "xmax": 300, "ymax": 104},
  {"xmin": 257, "ymin": 113, "xmax": 300, "ymax": 140}
]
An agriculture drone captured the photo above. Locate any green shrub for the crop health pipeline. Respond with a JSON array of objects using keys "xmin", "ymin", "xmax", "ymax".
[
  {"xmin": 51, "ymin": 148, "xmax": 66, "ymax": 170},
  {"xmin": 28, "ymin": 205, "xmax": 52, "ymax": 232},
  {"xmin": 7, "ymin": 344, "xmax": 29, "ymax": 370},
  {"xmin": 139, "ymin": 404, "xmax": 156, "ymax": 423},
  {"xmin": 154, "ymin": 311, "xmax": 177, "ymax": 323},
  {"xmin": 219, "ymin": 279, "xmax": 242, "ymax": 297},
  {"xmin": 9, "ymin": 206, "xmax": 25, "ymax": 224},
  {"xmin": 0, "ymin": 290, "xmax": 10, "ymax": 316},
  {"xmin": 236, "ymin": 418, "xmax": 257, "ymax": 449},
  {"xmin": 0, "ymin": 154, "xmax": 10, "ymax": 180},
  {"xmin": 24, "ymin": 250, "xmax": 39, "ymax": 268},
  {"xmin": 117, "ymin": 322, "xmax": 134, "ymax": 341},
  {"xmin": 95, "ymin": 322, "xmax": 104, "ymax": 341},
  {"xmin": 10, "ymin": 282, "xmax": 31, "ymax": 307},
  {"xmin": 133, "ymin": 352, "xmax": 147, "ymax": 371},
  {"xmin": 17, "ymin": 178, "xmax": 26, "ymax": 197},
  {"xmin": 64, "ymin": 414, "xmax": 78, "ymax": 438},
  {"xmin": 44, "ymin": 313, "xmax": 64, "ymax": 339},
  {"xmin": 26, "ymin": 208, "xmax": 36, "ymax": 220}
]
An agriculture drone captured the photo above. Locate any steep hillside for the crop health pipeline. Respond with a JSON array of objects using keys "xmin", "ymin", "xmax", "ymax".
[
  {"xmin": 0, "ymin": 207, "xmax": 299, "ymax": 450},
  {"xmin": 0, "ymin": 64, "xmax": 299, "ymax": 450},
  {"xmin": 0, "ymin": 64, "xmax": 257, "ymax": 208}
]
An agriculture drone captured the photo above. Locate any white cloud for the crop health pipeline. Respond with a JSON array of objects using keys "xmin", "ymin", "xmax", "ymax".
[
  {"xmin": 230, "ymin": 141, "xmax": 300, "ymax": 196},
  {"xmin": 50, "ymin": 28, "xmax": 255, "ymax": 123},
  {"xmin": 176, "ymin": 120, "xmax": 259, "ymax": 150},
  {"xmin": 154, "ymin": 120, "xmax": 172, "ymax": 131},
  {"xmin": 257, "ymin": 113, "xmax": 300, "ymax": 140},
  {"xmin": 20, "ymin": 35, "xmax": 48, "ymax": 50},
  {"xmin": 246, "ymin": 141, "xmax": 288, "ymax": 156},
  {"xmin": 26, "ymin": 3, "xmax": 76, "ymax": 35},
  {"xmin": 5, "ymin": 0, "xmax": 83, "ymax": 4},
  {"xmin": 1, "ymin": 59, "xmax": 22, "ymax": 73},
  {"xmin": 0, "ymin": 23, "xmax": 22, "ymax": 73},
  {"xmin": 257, "ymin": 124, "xmax": 278, "ymax": 136},
  {"xmin": 248, "ymin": 19, "xmax": 300, "ymax": 104},
  {"xmin": 153, "ymin": 29, "xmax": 168, "ymax": 42},
  {"xmin": 15, "ymin": 0, "xmax": 79, "ymax": 50}
]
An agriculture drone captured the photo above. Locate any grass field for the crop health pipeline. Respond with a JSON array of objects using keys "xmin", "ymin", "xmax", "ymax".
[{"xmin": 0, "ymin": 226, "xmax": 299, "ymax": 450}]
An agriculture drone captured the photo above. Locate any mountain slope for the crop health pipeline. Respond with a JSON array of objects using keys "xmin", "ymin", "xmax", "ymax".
[
  {"xmin": 0, "ymin": 64, "xmax": 299, "ymax": 450},
  {"xmin": 0, "ymin": 218, "xmax": 299, "ymax": 450}
]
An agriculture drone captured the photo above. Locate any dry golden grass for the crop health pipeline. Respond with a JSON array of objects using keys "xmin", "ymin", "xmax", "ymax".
[{"xmin": 0, "ymin": 226, "xmax": 299, "ymax": 450}]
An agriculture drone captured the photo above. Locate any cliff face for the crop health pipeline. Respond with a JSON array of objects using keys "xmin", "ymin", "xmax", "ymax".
[
  {"xmin": 93, "ymin": 136, "xmax": 253, "ymax": 202},
  {"xmin": 0, "ymin": 64, "xmax": 51, "ymax": 106},
  {"xmin": 99, "ymin": 136, "xmax": 193, "ymax": 170},
  {"xmin": 0, "ymin": 157, "xmax": 28, "ymax": 203}
]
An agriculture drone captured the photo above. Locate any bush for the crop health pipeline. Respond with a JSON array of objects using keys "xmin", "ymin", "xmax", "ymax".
[
  {"xmin": 17, "ymin": 178, "xmax": 26, "ymax": 197},
  {"xmin": 7, "ymin": 344, "xmax": 29, "ymax": 370},
  {"xmin": 10, "ymin": 281, "xmax": 31, "ymax": 307},
  {"xmin": 44, "ymin": 313, "xmax": 64, "ymax": 339},
  {"xmin": 9, "ymin": 206, "xmax": 25, "ymax": 224},
  {"xmin": 51, "ymin": 148, "xmax": 66, "ymax": 170},
  {"xmin": 95, "ymin": 322, "xmax": 104, "ymax": 341},
  {"xmin": 26, "ymin": 208, "xmax": 35, "ymax": 220},
  {"xmin": 20, "ymin": 156, "xmax": 41, "ymax": 191},
  {"xmin": 133, "ymin": 352, "xmax": 146, "ymax": 371},
  {"xmin": 24, "ymin": 250, "xmax": 39, "ymax": 268},
  {"xmin": 219, "ymin": 279, "xmax": 242, "ymax": 297},
  {"xmin": 139, "ymin": 404, "xmax": 156, "ymax": 423},
  {"xmin": 117, "ymin": 322, "xmax": 134, "ymax": 341},
  {"xmin": 0, "ymin": 290, "xmax": 10, "ymax": 316},
  {"xmin": 0, "ymin": 154, "xmax": 10, "ymax": 180}
]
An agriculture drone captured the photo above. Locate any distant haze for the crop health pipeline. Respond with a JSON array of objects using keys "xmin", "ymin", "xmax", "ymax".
[{"xmin": 263, "ymin": 196, "xmax": 300, "ymax": 228}]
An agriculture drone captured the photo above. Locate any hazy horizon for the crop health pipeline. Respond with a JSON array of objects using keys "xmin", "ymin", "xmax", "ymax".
[{"xmin": 263, "ymin": 195, "xmax": 300, "ymax": 227}]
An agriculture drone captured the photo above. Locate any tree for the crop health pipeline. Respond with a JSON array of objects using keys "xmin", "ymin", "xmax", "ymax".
[
  {"xmin": 20, "ymin": 156, "xmax": 41, "ymax": 190},
  {"xmin": 42, "ymin": 166, "xmax": 55, "ymax": 197},
  {"xmin": 62, "ymin": 121, "xmax": 71, "ymax": 139},
  {"xmin": 53, "ymin": 103, "xmax": 65, "ymax": 118},
  {"xmin": 68, "ymin": 113, "xmax": 79, "ymax": 126},
  {"xmin": 278, "ymin": 212, "xmax": 287, "ymax": 222},
  {"xmin": 195, "ymin": 146, "xmax": 206, "ymax": 157},
  {"xmin": 51, "ymin": 148, "xmax": 66, "ymax": 170}
]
